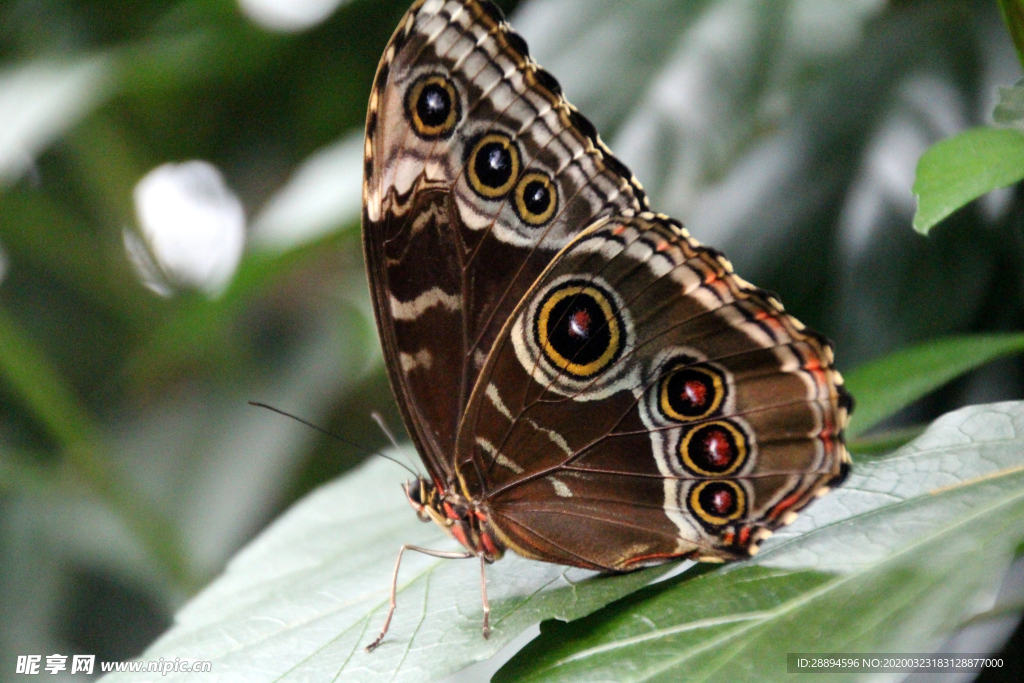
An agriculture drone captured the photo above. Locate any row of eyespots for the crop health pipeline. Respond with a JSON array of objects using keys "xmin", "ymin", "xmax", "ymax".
[
  {"xmin": 427, "ymin": 0, "xmax": 649, "ymax": 213},
  {"xmin": 404, "ymin": 73, "xmax": 559, "ymax": 226},
  {"xmin": 654, "ymin": 358, "xmax": 751, "ymax": 527},
  {"xmin": 679, "ymin": 420, "xmax": 750, "ymax": 528},
  {"xmin": 523, "ymin": 250, "xmax": 749, "ymax": 530},
  {"xmin": 466, "ymin": 130, "xmax": 558, "ymax": 226},
  {"xmin": 654, "ymin": 359, "xmax": 750, "ymax": 475}
]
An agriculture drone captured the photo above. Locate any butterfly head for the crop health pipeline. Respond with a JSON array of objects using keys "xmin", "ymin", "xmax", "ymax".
[
  {"xmin": 403, "ymin": 477, "xmax": 505, "ymax": 561},
  {"xmin": 404, "ymin": 477, "xmax": 442, "ymax": 524}
]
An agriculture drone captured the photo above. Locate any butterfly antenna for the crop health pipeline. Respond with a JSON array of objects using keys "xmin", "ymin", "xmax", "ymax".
[
  {"xmin": 248, "ymin": 402, "xmax": 419, "ymax": 479},
  {"xmin": 371, "ymin": 411, "xmax": 423, "ymax": 477},
  {"xmin": 370, "ymin": 411, "xmax": 402, "ymax": 451}
]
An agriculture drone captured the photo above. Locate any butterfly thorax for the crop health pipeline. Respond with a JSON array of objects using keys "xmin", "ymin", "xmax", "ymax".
[{"xmin": 404, "ymin": 477, "xmax": 505, "ymax": 562}]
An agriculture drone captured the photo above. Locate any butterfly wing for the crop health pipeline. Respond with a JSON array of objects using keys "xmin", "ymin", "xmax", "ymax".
[
  {"xmin": 362, "ymin": 0, "xmax": 647, "ymax": 479},
  {"xmin": 455, "ymin": 214, "xmax": 852, "ymax": 569}
]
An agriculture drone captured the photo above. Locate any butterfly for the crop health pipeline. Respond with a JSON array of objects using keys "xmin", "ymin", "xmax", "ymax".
[{"xmin": 361, "ymin": 0, "xmax": 852, "ymax": 650}]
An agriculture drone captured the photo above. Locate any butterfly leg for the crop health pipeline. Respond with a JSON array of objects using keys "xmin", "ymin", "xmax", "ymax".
[
  {"xmin": 479, "ymin": 552, "xmax": 490, "ymax": 639},
  {"xmin": 366, "ymin": 544, "xmax": 474, "ymax": 652}
]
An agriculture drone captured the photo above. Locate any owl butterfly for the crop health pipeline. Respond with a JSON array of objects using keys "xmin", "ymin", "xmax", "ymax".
[{"xmin": 361, "ymin": 0, "xmax": 851, "ymax": 650}]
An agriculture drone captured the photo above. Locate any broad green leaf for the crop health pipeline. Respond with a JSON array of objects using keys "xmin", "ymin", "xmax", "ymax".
[
  {"xmin": 99, "ymin": 457, "xmax": 670, "ymax": 683},
  {"xmin": 999, "ymin": 0, "xmax": 1024, "ymax": 71},
  {"xmin": 843, "ymin": 333, "xmax": 1024, "ymax": 439},
  {"xmin": 912, "ymin": 127, "xmax": 1024, "ymax": 234},
  {"xmin": 495, "ymin": 401, "xmax": 1024, "ymax": 683}
]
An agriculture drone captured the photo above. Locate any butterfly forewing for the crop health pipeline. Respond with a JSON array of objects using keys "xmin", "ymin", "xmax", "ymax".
[
  {"xmin": 363, "ymin": 0, "xmax": 647, "ymax": 480},
  {"xmin": 455, "ymin": 215, "xmax": 851, "ymax": 567}
]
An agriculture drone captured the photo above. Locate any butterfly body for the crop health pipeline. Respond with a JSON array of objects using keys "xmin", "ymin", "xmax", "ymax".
[
  {"xmin": 362, "ymin": 0, "xmax": 852, "ymax": 646},
  {"xmin": 405, "ymin": 477, "xmax": 506, "ymax": 561}
]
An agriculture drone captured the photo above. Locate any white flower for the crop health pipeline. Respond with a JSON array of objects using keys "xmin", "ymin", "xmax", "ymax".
[
  {"xmin": 237, "ymin": 0, "xmax": 352, "ymax": 33},
  {"xmin": 127, "ymin": 161, "xmax": 245, "ymax": 297}
]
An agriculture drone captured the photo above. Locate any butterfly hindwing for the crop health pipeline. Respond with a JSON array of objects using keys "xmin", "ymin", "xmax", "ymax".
[
  {"xmin": 455, "ymin": 214, "xmax": 852, "ymax": 568},
  {"xmin": 363, "ymin": 0, "xmax": 647, "ymax": 478}
]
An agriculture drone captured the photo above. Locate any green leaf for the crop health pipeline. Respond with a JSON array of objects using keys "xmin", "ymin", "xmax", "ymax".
[
  {"xmin": 495, "ymin": 401, "xmax": 1024, "ymax": 683},
  {"xmin": 999, "ymin": 0, "xmax": 1024, "ymax": 71},
  {"xmin": 98, "ymin": 458, "xmax": 671, "ymax": 683},
  {"xmin": 912, "ymin": 127, "xmax": 1024, "ymax": 234},
  {"xmin": 843, "ymin": 333, "xmax": 1024, "ymax": 439}
]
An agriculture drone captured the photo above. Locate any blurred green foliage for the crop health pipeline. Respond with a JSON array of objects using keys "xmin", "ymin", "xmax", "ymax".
[
  {"xmin": 1, "ymin": 0, "xmax": 1024, "ymax": 679},
  {"xmin": 0, "ymin": 0, "xmax": 521, "ymax": 666}
]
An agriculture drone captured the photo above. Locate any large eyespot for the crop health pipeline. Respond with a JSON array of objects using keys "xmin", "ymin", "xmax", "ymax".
[
  {"xmin": 514, "ymin": 172, "xmax": 557, "ymax": 225},
  {"xmin": 679, "ymin": 421, "xmax": 748, "ymax": 476},
  {"xmin": 535, "ymin": 281, "xmax": 623, "ymax": 378},
  {"xmin": 659, "ymin": 362, "xmax": 726, "ymax": 422},
  {"xmin": 688, "ymin": 480, "xmax": 746, "ymax": 527},
  {"xmin": 405, "ymin": 74, "xmax": 460, "ymax": 139},
  {"xmin": 467, "ymin": 133, "xmax": 519, "ymax": 198}
]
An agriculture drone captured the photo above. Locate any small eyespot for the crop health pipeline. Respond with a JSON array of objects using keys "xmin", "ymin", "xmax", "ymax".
[
  {"xmin": 659, "ymin": 363, "xmax": 726, "ymax": 423},
  {"xmin": 467, "ymin": 133, "xmax": 519, "ymax": 198},
  {"xmin": 535, "ymin": 281, "xmax": 623, "ymax": 378},
  {"xmin": 679, "ymin": 421, "xmax": 748, "ymax": 477},
  {"xmin": 514, "ymin": 172, "xmax": 557, "ymax": 225},
  {"xmin": 405, "ymin": 74, "xmax": 460, "ymax": 139},
  {"xmin": 688, "ymin": 480, "xmax": 746, "ymax": 527}
]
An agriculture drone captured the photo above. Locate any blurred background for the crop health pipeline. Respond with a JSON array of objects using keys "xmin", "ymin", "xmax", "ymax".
[{"xmin": 1, "ymin": 0, "xmax": 1022, "ymax": 678}]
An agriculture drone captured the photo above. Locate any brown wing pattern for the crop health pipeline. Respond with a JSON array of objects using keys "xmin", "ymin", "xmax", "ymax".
[
  {"xmin": 362, "ymin": 0, "xmax": 647, "ymax": 480},
  {"xmin": 455, "ymin": 214, "xmax": 852, "ymax": 569}
]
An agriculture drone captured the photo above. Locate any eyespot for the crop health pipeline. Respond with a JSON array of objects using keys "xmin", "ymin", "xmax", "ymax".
[
  {"xmin": 534, "ymin": 281, "xmax": 623, "ymax": 378},
  {"xmin": 514, "ymin": 172, "xmax": 557, "ymax": 225},
  {"xmin": 659, "ymin": 363, "xmax": 725, "ymax": 422},
  {"xmin": 405, "ymin": 74, "xmax": 460, "ymax": 139},
  {"xmin": 467, "ymin": 133, "xmax": 519, "ymax": 198},
  {"xmin": 679, "ymin": 421, "xmax": 748, "ymax": 476},
  {"xmin": 688, "ymin": 480, "xmax": 746, "ymax": 527}
]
